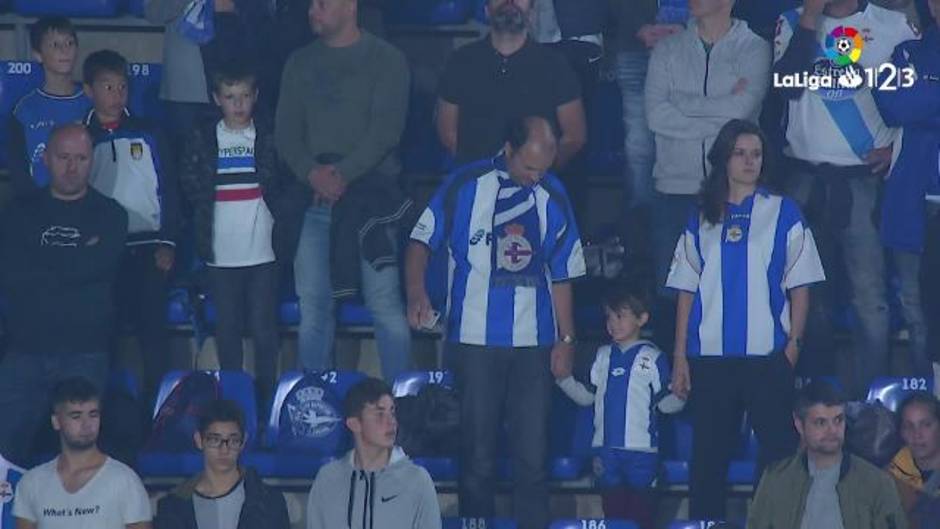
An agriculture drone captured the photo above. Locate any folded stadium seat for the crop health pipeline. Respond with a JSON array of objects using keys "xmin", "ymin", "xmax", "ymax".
[
  {"xmin": 384, "ymin": 0, "xmax": 473, "ymax": 25},
  {"xmin": 126, "ymin": 63, "xmax": 164, "ymax": 125},
  {"xmin": 127, "ymin": 0, "xmax": 145, "ymax": 16},
  {"xmin": 338, "ymin": 301, "xmax": 374, "ymax": 327},
  {"xmin": 166, "ymin": 288, "xmax": 194, "ymax": 326},
  {"xmin": 14, "ymin": 0, "xmax": 120, "ymax": 16},
  {"xmin": 550, "ymin": 520, "xmax": 639, "ymax": 529},
  {"xmin": 668, "ymin": 522, "xmax": 734, "ymax": 529},
  {"xmin": 107, "ymin": 368, "xmax": 140, "ymax": 399},
  {"xmin": 251, "ymin": 370, "xmax": 366, "ymax": 478},
  {"xmin": 138, "ymin": 370, "xmax": 259, "ymax": 477},
  {"xmin": 474, "ymin": 0, "xmax": 487, "ymax": 23},
  {"xmin": 584, "ymin": 75, "xmax": 626, "ymax": 176},
  {"xmin": 442, "ymin": 518, "xmax": 518, "ymax": 529},
  {"xmin": 0, "ymin": 61, "xmax": 44, "ymax": 169},
  {"xmin": 392, "ymin": 370, "xmax": 459, "ymax": 480},
  {"xmin": 659, "ymin": 412, "xmax": 758, "ymax": 486},
  {"xmin": 866, "ymin": 376, "xmax": 935, "ymax": 412},
  {"xmin": 278, "ymin": 295, "xmax": 301, "ymax": 326}
]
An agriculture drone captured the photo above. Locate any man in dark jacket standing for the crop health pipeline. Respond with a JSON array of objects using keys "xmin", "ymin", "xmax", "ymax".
[
  {"xmin": 155, "ymin": 399, "xmax": 289, "ymax": 529},
  {"xmin": 748, "ymin": 382, "xmax": 908, "ymax": 529},
  {"xmin": 0, "ymin": 123, "xmax": 128, "ymax": 466}
]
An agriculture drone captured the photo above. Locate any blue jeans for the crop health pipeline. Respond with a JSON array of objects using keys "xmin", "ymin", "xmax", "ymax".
[
  {"xmin": 616, "ymin": 51, "xmax": 655, "ymax": 209},
  {"xmin": 293, "ymin": 206, "xmax": 411, "ymax": 382},
  {"xmin": 894, "ymin": 250, "xmax": 931, "ymax": 377},
  {"xmin": 0, "ymin": 351, "xmax": 108, "ymax": 465}
]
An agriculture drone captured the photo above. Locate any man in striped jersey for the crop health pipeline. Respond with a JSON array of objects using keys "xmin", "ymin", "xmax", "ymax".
[
  {"xmin": 0, "ymin": 453, "xmax": 24, "ymax": 529},
  {"xmin": 405, "ymin": 116, "xmax": 585, "ymax": 529}
]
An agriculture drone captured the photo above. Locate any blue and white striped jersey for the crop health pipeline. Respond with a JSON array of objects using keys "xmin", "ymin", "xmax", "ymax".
[
  {"xmin": 0, "ymin": 454, "xmax": 24, "ymax": 528},
  {"xmin": 774, "ymin": 4, "xmax": 917, "ymax": 165},
  {"xmin": 410, "ymin": 155, "xmax": 586, "ymax": 347},
  {"xmin": 666, "ymin": 189, "xmax": 825, "ymax": 357},
  {"xmin": 591, "ymin": 340, "xmax": 670, "ymax": 451}
]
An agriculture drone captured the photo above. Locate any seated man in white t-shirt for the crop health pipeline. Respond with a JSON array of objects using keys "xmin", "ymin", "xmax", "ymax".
[{"xmin": 13, "ymin": 377, "xmax": 152, "ymax": 529}]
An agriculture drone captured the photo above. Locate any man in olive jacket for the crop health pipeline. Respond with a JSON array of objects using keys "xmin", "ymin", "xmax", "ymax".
[{"xmin": 748, "ymin": 382, "xmax": 907, "ymax": 529}]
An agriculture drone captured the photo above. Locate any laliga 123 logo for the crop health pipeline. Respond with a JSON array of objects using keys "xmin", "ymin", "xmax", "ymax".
[{"xmin": 773, "ymin": 25, "xmax": 915, "ymax": 93}]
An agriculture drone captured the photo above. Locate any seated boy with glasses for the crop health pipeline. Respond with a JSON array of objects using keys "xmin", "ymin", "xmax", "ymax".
[{"xmin": 154, "ymin": 399, "xmax": 289, "ymax": 529}]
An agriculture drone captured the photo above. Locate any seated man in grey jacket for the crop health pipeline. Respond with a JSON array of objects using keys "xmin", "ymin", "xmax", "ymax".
[{"xmin": 306, "ymin": 378, "xmax": 441, "ymax": 529}]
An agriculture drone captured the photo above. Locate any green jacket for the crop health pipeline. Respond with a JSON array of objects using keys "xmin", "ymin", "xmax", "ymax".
[{"xmin": 747, "ymin": 451, "xmax": 908, "ymax": 529}]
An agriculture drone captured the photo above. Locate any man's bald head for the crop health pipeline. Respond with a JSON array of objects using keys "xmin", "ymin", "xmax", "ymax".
[
  {"xmin": 44, "ymin": 123, "xmax": 93, "ymax": 201},
  {"xmin": 504, "ymin": 116, "xmax": 558, "ymax": 187}
]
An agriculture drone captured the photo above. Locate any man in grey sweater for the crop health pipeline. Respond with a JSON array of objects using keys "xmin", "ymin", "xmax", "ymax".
[
  {"xmin": 305, "ymin": 378, "xmax": 440, "ymax": 529},
  {"xmin": 275, "ymin": 0, "xmax": 411, "ymax": 378}
]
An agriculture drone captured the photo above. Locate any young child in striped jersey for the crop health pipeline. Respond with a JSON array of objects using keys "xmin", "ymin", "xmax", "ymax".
[{"xmin": 556, "ymin": 281, "xmax": 683, "ymax": 528}]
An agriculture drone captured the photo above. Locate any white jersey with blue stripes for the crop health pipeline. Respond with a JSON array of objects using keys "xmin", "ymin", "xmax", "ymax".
[
  {"xmin": 0, "ymin": 454, "xmax": 24, "ymax": 528},
  {"xmin": 589, "ymin": 341, "xmax": 670, "ymax": 451},
  {"xmin": 774, "ymin": 4, "xmax": 917, "ymax": 165},
  {"xmin": 666, "ymin": 190, "xmax": 825, "ymax": 357},
  {"xmin": 410, "ymin": 156, "xmax": 586, "ymax": 347}
]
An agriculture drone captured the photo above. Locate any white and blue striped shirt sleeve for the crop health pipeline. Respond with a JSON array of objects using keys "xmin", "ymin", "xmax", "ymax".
[{"xmin": 782, "ymin": 204, "xmax": 826, "ymax": 289}]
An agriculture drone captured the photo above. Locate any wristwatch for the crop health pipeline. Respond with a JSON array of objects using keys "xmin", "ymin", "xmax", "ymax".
[{"xmin": 560, "ymin": 334, "xmax": 576, "ymax": 345}]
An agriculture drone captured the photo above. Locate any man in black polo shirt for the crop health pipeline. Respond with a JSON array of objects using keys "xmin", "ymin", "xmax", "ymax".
[{"xmin": 436, "ymin": 0, "xmax": 586, "ymax": 169}]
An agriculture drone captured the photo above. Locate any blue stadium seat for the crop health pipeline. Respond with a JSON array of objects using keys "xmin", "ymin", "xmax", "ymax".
[
  {"xmin": 668, "ymin": 522, "xmax": 733, "ymax": 529},
  {"xmin": 660, "ymin": 413, "xmax": 758, "ymax": 485},
  {"xmin": 400, "ymin": 88, "xmax": 449, "ymax": 174},
  {"xmin": 550, "ymin": 520, "xmax": 639, "ymax": 529},
  {"xmin": 0, "ymin": 61, "xmax": 44, "ymax": 169},
  {"xmin": 166, "ymin": 288, "xmax": 194, "ymax": 326},
  {"xmin": 127, "ymin": 62, "xmax": 164, "ymax": 124},
  {"xmin": 14, "ymin": 0, "xmax": 120, "ymax": 17},
  {"xmin": 393, "ymin": 370, "xmax": 454, "ymax": 397},
  {"xmin": 339, "ymin": 302, "xmax": 374, "ymax": 327},
  {"xmin": 548, "ymin": 386, "xmax": 593, "ymax": 480},
  {"xmin": 106, "ymin": 368, "xmax": 140, "ymax": 399},
  {"xmin": 256, "ymin": 370, "xmax": 366, "ymax": 478},
  {"xmin": 443, "ymin": 518, "xmax": 518, "ymax": 529},
  {"xmin": 385, "ymin": 0, "xmax": 473, "ymax": 25},
  {"xmin": 127, "ymin": 0, "xmax": 145, "ymax": 16},
  {"xmin": 474, "ymin": 0, "xmax": 487, "ymax": 23},
  {"xmin": 867, "ymin": 376, "xmax": 935, "ymax": 412},
  {"xmin": 138, "ymin": 370, "xmax": 259, "ymax": 477},
  {"xmin": 392, "ymin": 370, "xmax": 459, "ymax": 480},
  {"xmin": 278, "ymin": 295, "xmax": 301, "ymax": 326},
  {"xmin": 584, "ymin": 75, "xmax": 626, "ymax": 176}
]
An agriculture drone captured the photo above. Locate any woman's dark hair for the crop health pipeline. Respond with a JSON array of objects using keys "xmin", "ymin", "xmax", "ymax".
[
  {"xmin": 699, "ymin": 119, "xmax": 774, "ymax": 225},
  {"xmin": 898, "ymin": 391, "xmax": 940, "ymax": 426}
]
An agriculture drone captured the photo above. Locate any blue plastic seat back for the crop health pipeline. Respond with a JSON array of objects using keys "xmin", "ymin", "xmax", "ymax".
[
  {"xmin": 443, "ymin": 518, "xmax": 519, "ymax": 529},
  {"xmin": 128, "ymin": 0, "xmax": 145, "ymax": 16},
  {"xmin": 668, "ymin": 522, "xmax": 736, "ymax": 529},
  {"xmin": 550, "ymin": 520, "xmax": 639, "ymax": 529},
  {"xmin": 266, "ymin": 370, "xmax": 367, "ymax": 454},
  {"xmin": 867, "ymin": 376, "xmax": 935, "ymax": 412},
  {"xmin": 14, "ymin": 0, "xmax": 120, "ymax": 17},
  {"xmin": 0, "ymin": 61, "xmax": 44, "ymax": 168},
  {"xmin": 393, "ymin": 370, "xmax": 454, "ymax": 397},
  {"xmin": 127, "ymin": 63, "xmax": 164, "ymax": 124},
  {"xmin": 149, "ymin": 370, "xmax": 258, "ymax": 450},
  {"xmin": 549, "ymin": 385, "xmax": 594, "ymax": 458}
]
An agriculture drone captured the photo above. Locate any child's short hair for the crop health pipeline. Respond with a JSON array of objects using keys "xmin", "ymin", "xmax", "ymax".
[
  {"xmin": 210, "ymin": 62, "xmax": 257, "ymax": 94},
  {"xmin": 197, "ymin": 399, "xmax": 246, "ymax": 436},
  {"xmin": 82, "ymin": 49, "xmax": 128, "ymax": 86},
  {"xmin": 30, "ymin": 16, "xmax": 77, "ymax": 53},
  {"xmin": 603, "ymin": 280, "xmax": 651, "ymax": 318}
]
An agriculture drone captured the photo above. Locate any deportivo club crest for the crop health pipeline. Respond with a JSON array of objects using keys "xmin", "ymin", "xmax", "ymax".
[
  {"xmin": 497, "ymin": 223, "xmax": 533, "ymax": 272},
  {"xmin": 286, "ymin": 386, "xmax": 342, "ymax": 439},
  {"xmin": 130, "ymin": 142, "xmax": 144, "ymax": 160},
  {"xmin": 726, "ymin": 225, "xmax": 744, "ymax": 243},
  {"xmin": 0, "ymin": 481, "xmax": 12, "ymax": 504}
]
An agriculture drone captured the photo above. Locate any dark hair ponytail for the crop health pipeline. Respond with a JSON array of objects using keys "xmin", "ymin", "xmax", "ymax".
[{"xmin": 699, "ymin": 119, "xmax": 774, "ymax": 225}]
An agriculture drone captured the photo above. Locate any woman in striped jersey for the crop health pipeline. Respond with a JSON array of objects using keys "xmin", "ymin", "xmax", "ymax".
[{"xmin": 666, "ymin": 119, "xmax": 826, "ymax": 519}]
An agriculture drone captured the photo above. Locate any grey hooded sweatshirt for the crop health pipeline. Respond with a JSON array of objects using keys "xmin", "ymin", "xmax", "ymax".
[{"xmin": 306, "ymin": 447, "xmax": 441, "ymax": 529}]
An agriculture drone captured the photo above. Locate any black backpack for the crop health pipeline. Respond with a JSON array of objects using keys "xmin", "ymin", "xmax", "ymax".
[
  {"xmin": 396, "ymin": 384, "xmax": 460, "ymax": 457},
  {"xmin": 845, "ymin": 400, "xmax": 902, "ymax": 468}
]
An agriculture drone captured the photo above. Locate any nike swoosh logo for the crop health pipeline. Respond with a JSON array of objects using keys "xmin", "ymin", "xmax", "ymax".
[{"xmin": 381, "ymin": 495, "xmax": 398, "ymax": 503}]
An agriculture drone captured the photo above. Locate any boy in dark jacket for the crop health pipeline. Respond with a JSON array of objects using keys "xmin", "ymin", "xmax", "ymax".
[
  {"xmin": 180, "ymin": 63, "xmax": 284, "ymax": 410},
  {"xmin": 83, "ymin": 49, "xmax": 181, "ymax": 400},
  {"xmin": 155, "ymin": 399, "xmax": 289, "ymax": 529}
]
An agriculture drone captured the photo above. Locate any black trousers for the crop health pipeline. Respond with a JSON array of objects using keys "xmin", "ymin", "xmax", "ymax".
[
  {"xmin": 208, "ymin": 262, "xmax": 279, "ymax": 408},
  {"xmin": 689, "ymin": 353, "xmax": 798, "ymax": 520},
  {"xmin": 116, "ymin": 244, "xmax": 170, "ymax": 397},
  {"xmin": 454, "ymin": 343, "xmax": 553, "ymax": 529}
]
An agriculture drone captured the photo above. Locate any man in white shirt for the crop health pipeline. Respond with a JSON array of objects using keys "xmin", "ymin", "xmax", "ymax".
[{"xmin": 13, "ymin": 377, "xmax": 152, "ymax": 529}]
